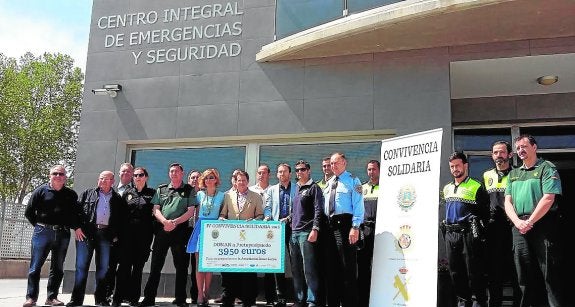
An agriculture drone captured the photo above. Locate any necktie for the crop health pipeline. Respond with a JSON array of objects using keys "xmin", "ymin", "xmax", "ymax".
[{"xmin": 328, "ymin": 177, "xmax": 339, "ymax": 216}]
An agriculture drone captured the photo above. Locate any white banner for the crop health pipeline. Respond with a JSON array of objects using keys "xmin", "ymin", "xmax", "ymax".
[
  {"xmin": 198, "ymin": 220, "xmax": 285, "ymax": 273},
  {"xmin": 370, "ymin": 128, "xmax": 443, "ymax": 307}
]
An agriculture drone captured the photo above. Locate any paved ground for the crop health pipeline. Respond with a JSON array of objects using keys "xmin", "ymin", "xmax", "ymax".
[{"xmin": 0, "ymin": 279, "xmax": 276, "ymax": 307}]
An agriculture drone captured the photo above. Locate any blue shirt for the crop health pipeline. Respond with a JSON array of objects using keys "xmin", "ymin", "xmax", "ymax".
[
  {"xmin": 96, "ymin": 189, "xmax": 112, "ymax": 225},
  {"xmin": 324, "ymin": 170, "xmax": 364, "ymax": 227},
  {"xmin": 196, "ymin": 190, "xmax": 224, "ymax": 219}
]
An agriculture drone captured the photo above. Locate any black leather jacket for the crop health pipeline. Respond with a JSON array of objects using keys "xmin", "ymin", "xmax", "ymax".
[{"xmin": 76, "ymin": 187, "xmax": 125, "ymax": 239}]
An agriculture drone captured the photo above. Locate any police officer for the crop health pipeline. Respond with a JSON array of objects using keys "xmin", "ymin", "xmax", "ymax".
[
  {"xmin": 442, "ymin": 152, "xmax": 489, "ymax": 307},
  {"xmin": 139, "ymin": 163, "xmax": 197, "ymax": 307},
  {"xmin": 483, "ymin": 142, "xmax": 520, "ymax": 307},
  {"xmin": 358, "ymin": 159, "xmax": 379, "ymax": 307},
  {"xmin": 504, "ymin": 135, "xmax": 566, "ymax": 306},
  {"xmin": 323, "ymin": 152, "xmax": 364, "ymax": 307}
]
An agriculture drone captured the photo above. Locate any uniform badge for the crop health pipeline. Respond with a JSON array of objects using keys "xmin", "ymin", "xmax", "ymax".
[
  {"xmin": 127, "ymin": 194, "xmax": 133, "ymax": 201},
  {"xmin": 487, "ymin": 178, "xmax": 493, "ymax": 187},
  {"xmin": 397, "ymin": 185, "xmax": 417, "ymax": 212}
]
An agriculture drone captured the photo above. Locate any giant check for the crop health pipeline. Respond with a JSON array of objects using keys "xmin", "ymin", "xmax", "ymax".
[{"xmin": 198, "ymin": 220, "xmax": 285, "ymax": 273}]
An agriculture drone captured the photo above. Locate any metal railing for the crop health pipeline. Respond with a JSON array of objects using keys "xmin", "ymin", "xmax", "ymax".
[
  {"xmin": 0, "ymin": 201, "xmax": 34, "ymax": 259},
  {"xmin": 275, "ymin": 0, "xmax": 406, "ymax": 39}
]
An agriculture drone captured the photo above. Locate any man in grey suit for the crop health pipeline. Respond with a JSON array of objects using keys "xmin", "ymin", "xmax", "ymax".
[{"xmin": 264, "ymin": 163, "xmax": 297, "ymax": 307}]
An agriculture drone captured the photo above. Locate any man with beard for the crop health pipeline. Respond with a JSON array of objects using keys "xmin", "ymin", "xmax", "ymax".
[
  {"xmin": 442, "ymin": 152, "xmax": 489, "ymax": 307},
  {"xmin": 504, "ymin": 135, "xmax": 566, "ymax": 306},
  {"xmin": 482, "ymin": 142, "xmax": 520, "ymax": 307}
]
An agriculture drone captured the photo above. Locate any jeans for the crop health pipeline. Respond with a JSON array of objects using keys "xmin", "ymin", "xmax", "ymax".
[
  {"xmin": 289, "ymin": 230, "xmax": 322, "ymax": 306},
  {"xmin": 26, "ymin": 225, "xmax": 70, "ymax": 301},
  {"xmin": 70, "ymin": 229, "xmax": 112, "ymax": 304}
]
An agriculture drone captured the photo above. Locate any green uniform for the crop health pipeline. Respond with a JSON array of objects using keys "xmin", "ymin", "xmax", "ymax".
[
  {"xmin": 504, "ymin": 158, "xmax": 561, "ymax": 215},
  {"xmin": 504, "ymin": 158, "xmax": 565, "ymax": 305},
  {"xmin": 152, "ymin": 182, "xmax": 197, "ymax": 219}
]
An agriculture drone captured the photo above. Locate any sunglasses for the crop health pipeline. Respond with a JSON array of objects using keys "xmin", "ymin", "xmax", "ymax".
[
  {"xmin": 205, "ymin": 176, "xmax": 216, "ymax": 180},
  {"xmin": 295, "ymin": 168, "xmax": 307, "ymax": 173},
  {"xmin": 133, "ymin": 173, "xmax": 146, "ymax": 178},
  {"xmin": 51, "ymin": 172, "xmax": 66, "ymax": 177}
]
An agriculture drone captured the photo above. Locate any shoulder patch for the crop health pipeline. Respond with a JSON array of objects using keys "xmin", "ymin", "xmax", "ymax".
[{"xmin": 355, "ymin": 185, "xmax": 363, "ymax": 193}]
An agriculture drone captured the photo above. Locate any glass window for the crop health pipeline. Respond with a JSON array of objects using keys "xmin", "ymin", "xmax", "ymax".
[
  {"xmin": 454, "ymin": 128, "xmax": 511, "ymax": 152},
  {"xmin": 347, "ymin": 0, "xmax": 405, "ymax": 15},
  {"xmin": 276, "ymin": 0, "xmax": 343, "ymax": 39},
  {"xmin": 467, "ymin": 155, "xmax": 493, "ymax": 180},
  {"xmin": 132, "ymin": 146, "xmax": 246, "ymax": 191},
  {"xmin": 520, "ymin": 126, "xmax": 575, "ymax": 149},
  {"xmin": 259, "ymin": 141, "xmax": 381, "ymax": 185}
]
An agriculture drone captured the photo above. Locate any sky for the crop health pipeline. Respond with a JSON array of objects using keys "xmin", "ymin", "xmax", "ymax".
[{"xmin": 0, "ymin": 0, "xmax": 93, "ymax": 71}]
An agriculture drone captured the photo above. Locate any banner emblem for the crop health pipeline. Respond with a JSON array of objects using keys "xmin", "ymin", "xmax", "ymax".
[{"xmin": 397, "ymin": 185, "xmax": 417, "ymax": 212}]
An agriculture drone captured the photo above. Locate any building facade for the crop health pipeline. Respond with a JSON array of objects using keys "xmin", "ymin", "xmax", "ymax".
[{"xmin": 68, "ymin": 0, "xmax": 575, "ymax": 298}]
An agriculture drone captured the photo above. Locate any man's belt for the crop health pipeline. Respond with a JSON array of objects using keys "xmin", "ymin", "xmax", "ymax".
[
  {"xmin": 328, "ymin": 213, "xmax": 352, "ymax": 227},
  {"xmin": 444, "ymin": 223, "xmax": 469, "ymax": 232},
  {"xmin": 518, "ymin": 214, "xmax": 531, "ymax": 220},
  {"xmin": 36, "ymin": 223, "xmax": 68, "ymax": 230},
  {"xmin": 96, "ymin": 224, "xmax": 109, "ymax": 229}
]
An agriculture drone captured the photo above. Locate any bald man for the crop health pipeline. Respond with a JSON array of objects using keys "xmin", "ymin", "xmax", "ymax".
[{"xmin": 67, "ymin": 171, "xmax": 125, "ymax": 307}]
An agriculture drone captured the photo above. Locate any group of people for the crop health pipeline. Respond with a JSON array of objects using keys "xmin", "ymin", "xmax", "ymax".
[
  {"xmin": 23, "ymin": 152, "xmax": 381, "ymax": 307},
  {"xmin": 442, "ymin": 134, "xmax": 566, "ymax": 307}
]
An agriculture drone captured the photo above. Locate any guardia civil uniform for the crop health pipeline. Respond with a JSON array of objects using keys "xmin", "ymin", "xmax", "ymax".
[
  {"xmin": 505, "ymin": 158, "xmax": 565, "ymax": 306},
  {"xmin": 443, "ymin": 176, "xmax": 489, "ymax": 307}
]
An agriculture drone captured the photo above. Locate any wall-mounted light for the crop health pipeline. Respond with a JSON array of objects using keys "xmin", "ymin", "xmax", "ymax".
[
  {"xmin": 92, "ymin": 84, "xmax": 122, "ymax": 98},
  {"xmin": 536, "ymin": 75, "xmax": 558, "ymax": 86}
]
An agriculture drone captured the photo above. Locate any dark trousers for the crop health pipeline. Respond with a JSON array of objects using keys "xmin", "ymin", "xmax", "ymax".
[
  {"xmin": 323, "ymin": 214, "xmax": 358, "ymax": 307},
  {"xmin": 265, "ymin": 226, "xmax": 291, "ymax": 303},
  {"xmin": 113, "ymin": 225, "xmax": 153, "ymax": 304},
  {"xmin": 221, "ymin": 272, "xmax": 258, "ymax": 307},
  {"xmin": 444, "ymin": 229, "xmax": 487, "ymax": 306},
  {"xmin": 357, "ymin": 228, "xmax": 375, "ymax": 307},
  {"xmin": 70, "ymin": 229, "xmax": 112, "ymax": 304},
  {"xmin": 512, "ymin": 214, "xmax": 565, "ymax": 307},
  {"xmin": 104, "ymin": 240, "xmax": 120, "ymax": 300},
  {"xmin": 26, "ymin": 225, "xmax": 70, "ymax": 301},
  {"xmin": 486, "ymin": 219, "xmax": 520, "ymax": 307},
  {"xmin": 143, "ymin": 224, "xmax": 190, "ymax": 303}
]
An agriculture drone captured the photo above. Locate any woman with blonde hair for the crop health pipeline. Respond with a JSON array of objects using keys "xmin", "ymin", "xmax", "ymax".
[{"xmin": 186, "ymin": 168, "xmax": 225, "ymax": 307}]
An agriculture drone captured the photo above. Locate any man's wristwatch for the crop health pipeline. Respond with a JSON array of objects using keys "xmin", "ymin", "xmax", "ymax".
[{"xmin": 352, "ymin": 225, "xmax": 360, "ymax": 230}]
